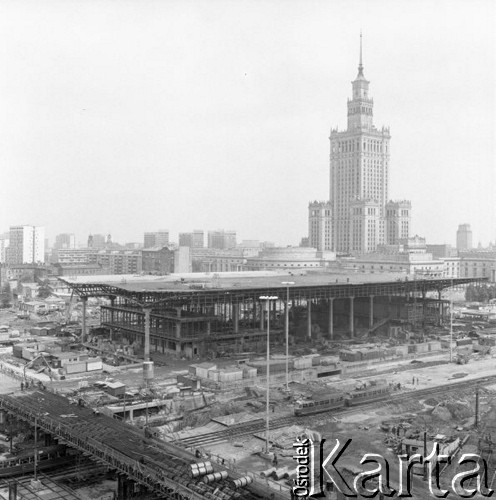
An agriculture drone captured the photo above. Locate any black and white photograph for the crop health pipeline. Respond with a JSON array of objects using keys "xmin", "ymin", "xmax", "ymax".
[{"xmin": 0, "ymin": 1, "xmax": 494, "ymax": 498}]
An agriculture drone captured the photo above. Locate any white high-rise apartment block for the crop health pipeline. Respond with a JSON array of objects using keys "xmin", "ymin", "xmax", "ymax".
[
  {"xmin": 324, "ymin": 35, "xmax": 411, "ymax": 254},
  {"xmin": 8, "ymin": 225, "xmax": 45, "ymax": 264},
  {"xmin": 0, "ymin": 233, "xmax": 9, "ymax": 263}
]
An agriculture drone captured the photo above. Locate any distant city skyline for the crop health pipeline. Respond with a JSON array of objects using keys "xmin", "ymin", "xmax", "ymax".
[{"xmin": 0, "ymin": 1, "xmax": 494, "ymax": 247}]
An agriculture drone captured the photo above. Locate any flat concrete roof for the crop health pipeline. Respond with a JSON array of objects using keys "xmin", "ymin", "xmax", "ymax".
[
  {"xmin": 60, "ymin": 270, "xmax": 417, "ymax": 292},
  {"xmin": 58, "ymin": 271, "xmax": 486, "ymax": 305}
]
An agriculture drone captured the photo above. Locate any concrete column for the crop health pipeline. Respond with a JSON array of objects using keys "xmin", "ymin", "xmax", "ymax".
[
  {"xmin": 206, "ymin": 322, "xmax": 211, "ymax": 335},
  {"xmin": 9, "ymin": 481, "xmax": 17, "ymax": 500},
  {"xmin": 349, "ymin": 297, "xmax": 354, "ymax": 337},
  {"xmin": 175, "ymin": 342, "xmax": 182, "ymax": 355},
  {"xmin": 369, "ymin": 296, "xmax": 374, "ymax": 328},
  {"xmin": 175, "ymin": 307, "xmax": 182, "ymax": 339},
  {"xmin": 110, "ymin": 296, "xmax": 115, "ymax": 322},
  {"xmin": 144, "ymin": 308, "xmax": 151, "ymax": 361},
  {"xmin": 233, "ymin": 303, "xmax": 239, "ymax": 334},
  {"xmin": 328, "ymin": 298, "xmax": 334, "ymax": 339},
  {"xmin": 117, "ymin": 475, "xmax": 126, "ymax": 500},
  {"xmin": 307, "ymin": 300, "xmax": 312, "ymax": 339},
  {"xmin": 81, "ymin": 297, "xmax": 87, "ymax": 344}
]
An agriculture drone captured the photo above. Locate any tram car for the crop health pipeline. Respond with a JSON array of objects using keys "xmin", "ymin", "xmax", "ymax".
[
  {"xmin": 294, "ymin": 383, "xmax": 391, "ymax": 416},
  {"xmin": 294, "ymin": 392, "xmax": 345, "ymax": 416},
  {"xmin": 344, "ymin": 383, "xmax": 390, "ymax": 407}
]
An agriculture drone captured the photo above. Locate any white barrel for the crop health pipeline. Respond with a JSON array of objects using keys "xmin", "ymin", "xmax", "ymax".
[
  {"xmin": 190, "ymin": 461, "xmax": 213, "ymax": 477},
  {"xmin": 203, "ymin": 471, "xmax": 228, "ymax": 484},
  {"xmin": 260, "ymin": 467, "xmax": 275, "ymax": 478},
  {"xmin": 143, "ymin": 361, "xmax": 154, "ymax": 380},
  {"xmin": 232, "ymin": 476, "xmax": 253, "ymax": 488}
]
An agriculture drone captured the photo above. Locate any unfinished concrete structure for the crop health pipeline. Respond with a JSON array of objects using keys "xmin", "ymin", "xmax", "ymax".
[{"xmin": 59, "ymin": 273, "xmax": 486, "ymax": 359}]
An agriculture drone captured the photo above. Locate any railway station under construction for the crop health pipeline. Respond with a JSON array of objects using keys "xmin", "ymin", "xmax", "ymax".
[{"xmin": 59, "ymin": 271, "xmax": 487, "ymax": 360}]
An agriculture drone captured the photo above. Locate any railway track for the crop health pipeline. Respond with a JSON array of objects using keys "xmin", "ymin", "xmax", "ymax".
[
  {"xmin": 0, "ymin": 391, "xmax": 268, "ymax": 500},
  {"xmin": 174, "ymin": 374, "xmax": 496, "ymax": 448}
]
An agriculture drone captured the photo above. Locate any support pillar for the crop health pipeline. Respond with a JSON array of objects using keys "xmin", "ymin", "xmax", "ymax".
[
  {"xmin": 260, "ymin": 303, "xmax": 264, "ymax": 331},
  {"xmin": 349, "ymin": 297, "xmax": 354, "ymax": 337},
  {"xmin": 81, "ymin": 297, "xmax": 87, "ymax": 344},
  {"xmin": 307, "ymin": 300, "xmax": 312, "ymax": 339},
  {"xmin": 233, "ymin": 303, "xmax": 239, "ymax": 334},
  {"xmin": 369, "ymin": 296, "xmax": 374, "ymax": 329},
  {"xmin": 117, "ymin": 475, "xmax": 126, "ymax": 500},
  {"xmin": 8, "ymin": 482, "xmax": 17, "ymax": 500},
  {"xmin": 144, "ymin": 308, "xmax": 151, "ymax": 361},
  {"xmin": 328, "ymin": 298, "xmax": 334, "ymax": 340}
]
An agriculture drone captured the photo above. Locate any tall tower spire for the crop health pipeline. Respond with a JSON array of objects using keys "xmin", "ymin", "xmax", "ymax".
[{"xmin": 358, "ymin": 31, "xmax": 364, "ymax": 77}]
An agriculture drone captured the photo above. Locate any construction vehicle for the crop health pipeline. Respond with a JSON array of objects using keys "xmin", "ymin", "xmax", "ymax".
[{"xmin": 23, "ymin": 353, "xmax": 63, "ymax": 381}]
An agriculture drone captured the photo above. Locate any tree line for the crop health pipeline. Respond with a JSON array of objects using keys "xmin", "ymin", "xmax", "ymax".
[{"xmin": 465, "ymin": 284, "xmax": 496, "ymax": 303}]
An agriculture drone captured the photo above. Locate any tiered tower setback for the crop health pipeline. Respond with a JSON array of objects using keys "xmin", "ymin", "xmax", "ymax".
[{"xmin": 310, "ymin": 34, "xmax": 411, "ymax": 254}]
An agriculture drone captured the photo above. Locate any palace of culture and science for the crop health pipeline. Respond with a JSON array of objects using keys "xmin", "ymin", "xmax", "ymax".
[{"xmin": 309, "ymin": 36, "xmax": 411, "ymax": 255}]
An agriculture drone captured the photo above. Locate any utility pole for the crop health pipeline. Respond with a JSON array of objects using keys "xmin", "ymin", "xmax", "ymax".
[
  {"xmin": 423, "ymin": 430, "xmax": 428, "ymax": 482},
  {"xmin": 475, "ymin": 387, "xmax": 480, "ymax": 428},
  {"xmin": 34, "ymin": 417, "xmax": 38, "ymax": 482},
  {"xmin": 281, "ymin": 282, "xmax": 294, "ymax": 392},
  {"xmin": 260, "ymin": 295, "xmax": 278, "ymax": 455},
  {"xmin": 450, "ymin": 299, "xmax": 453, "ymax": 363}
]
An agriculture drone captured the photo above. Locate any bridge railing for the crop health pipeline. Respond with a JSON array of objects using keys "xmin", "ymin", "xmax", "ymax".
[{"xmin": 0, "ymin": 396, "xmax": 205, "ymax": 500}]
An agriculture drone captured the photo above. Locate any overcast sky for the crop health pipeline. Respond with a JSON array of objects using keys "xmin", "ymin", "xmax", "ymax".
[{"xmin": 0, "ymin": 0, "xmax": 494, "ymax": 248}]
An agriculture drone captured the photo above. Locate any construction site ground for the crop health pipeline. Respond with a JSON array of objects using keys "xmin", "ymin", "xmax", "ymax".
[
  {"xmin": 2, "ymin": 307, "xmax": 496, "ymax": 498},
  {"xmin": 166, "ymin": 354, "xmax": 496, "ymax": 497}
]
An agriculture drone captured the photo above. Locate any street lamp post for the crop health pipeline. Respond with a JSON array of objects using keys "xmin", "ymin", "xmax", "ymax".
[
  {"xmin": 260, "ymin": 295, "xmax": 278, "ymax": 455},
  {"xmin": 450, "ymin": 298, "xmax": 453, "ymax": 363},
  {"xmin": 281, "ymin": 282, "xmax": 295, "ymax": 391}
]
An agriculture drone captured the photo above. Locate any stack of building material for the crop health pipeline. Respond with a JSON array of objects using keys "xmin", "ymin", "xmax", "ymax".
[
  {"xmin": 293, "ymin": 357, "xmax": 313, "ymax": 370},
  {"xmin": 189, "ymin": 362, "xmax": 217, "ymax": 379},
  {"xmin": 415, "ymin": 343, "xmax": 429, "ymax": 354},
  {"xmin": 428, "ymin": 341, "xmax": 442, "ymax": 351},
  {"xmin": 248, "ymin": 358, "xmax": 291, "ymax": 374},
  {"xmin": 218, "ymin": 368, "xmax": 243, "ymax": 382},
  {"xmin": 242, "ymin": 366, "xmax": 257, "ymax": 378}
]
